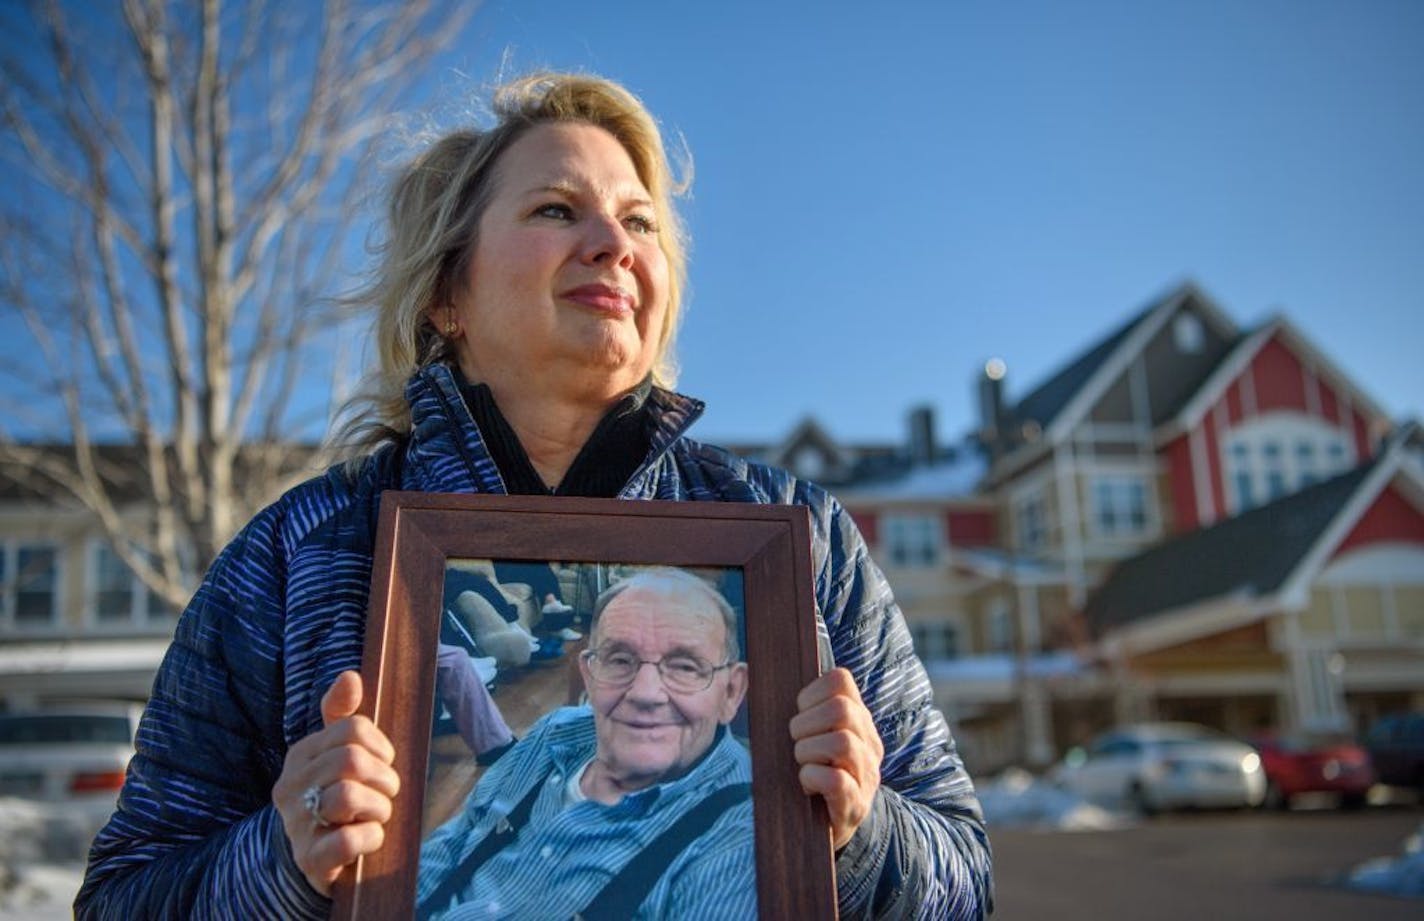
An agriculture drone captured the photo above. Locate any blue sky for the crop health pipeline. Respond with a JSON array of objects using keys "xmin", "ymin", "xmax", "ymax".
[{"xmin": 410, "ymin": 0, "xmax": 1422, "ymax": 445}]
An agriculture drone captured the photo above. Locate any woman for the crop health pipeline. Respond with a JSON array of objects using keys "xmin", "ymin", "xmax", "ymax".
[{"xmin": 75, "ymin": 74, "xmax": 992, "ymax": 919}]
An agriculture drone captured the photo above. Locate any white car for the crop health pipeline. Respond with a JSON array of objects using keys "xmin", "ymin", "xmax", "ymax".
[
  {"xmin": 1052, "ymin": 722, "xmax": 1266, "ymax": 814},
  {"xmin": 0, "ymin": 703, "xmax": 142, "ymax": 826}
]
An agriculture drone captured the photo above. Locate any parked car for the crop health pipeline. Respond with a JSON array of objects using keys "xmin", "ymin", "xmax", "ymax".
[
  {"xmin": 1250, "ymin": 731, "xmax": 1374, "ymax": 809},
  {"xmin": 0, "ymin": 703, "xmax": 142, "ymax": 824},
  {"xmin": 1052, "ymin": 722, "xmax": 1266, "ymax": 814},
  {"xmin": 1365, "ymin": 712, "xmax": 1424, "ymax": 792}
]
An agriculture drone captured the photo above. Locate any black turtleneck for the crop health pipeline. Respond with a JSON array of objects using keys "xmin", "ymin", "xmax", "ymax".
[{"xmin": 455, "ymin": 371, "xmax": 655, "ymax": 498}]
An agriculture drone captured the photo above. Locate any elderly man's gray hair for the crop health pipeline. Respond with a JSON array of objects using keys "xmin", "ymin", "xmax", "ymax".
[{"xmin": 589, "ymin": 568, "xmax": 741, "ymax": 663}]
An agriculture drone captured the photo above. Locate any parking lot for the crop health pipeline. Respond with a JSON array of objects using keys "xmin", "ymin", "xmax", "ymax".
[{"xmin": 992, "ymin": 805, "xmax": 1422, "ymax": 919}]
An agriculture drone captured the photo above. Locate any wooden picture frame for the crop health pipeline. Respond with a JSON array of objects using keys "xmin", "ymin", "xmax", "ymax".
[{"xmin": 332, "ymin": 491, "xmax": 835, "ymax": 920}]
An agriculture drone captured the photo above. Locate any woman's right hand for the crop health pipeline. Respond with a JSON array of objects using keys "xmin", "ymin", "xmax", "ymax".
[{"xmin": 272, "ymin": 670, "xmax": 401, "ymax": 896}]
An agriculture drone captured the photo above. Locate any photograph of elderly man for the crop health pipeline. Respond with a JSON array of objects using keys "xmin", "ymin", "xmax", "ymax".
[{"xmin": 416, "ymin": 567, "xmax": 753, "ymax": 920}]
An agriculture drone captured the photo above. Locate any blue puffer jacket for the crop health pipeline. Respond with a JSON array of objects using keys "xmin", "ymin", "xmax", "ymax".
[{"xmin": 76, "ymin": 364, "xmax": 992, "ymax": 919}]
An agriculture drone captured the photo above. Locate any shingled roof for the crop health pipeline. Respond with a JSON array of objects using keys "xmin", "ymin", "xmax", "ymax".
[
  {"xmin": 1085, "ymin": 459, "xmax": 1378, "ymax": 636},
  {"xmin": 1003, "ymin": 307, "xmax": 1150, "ymax": 434}
]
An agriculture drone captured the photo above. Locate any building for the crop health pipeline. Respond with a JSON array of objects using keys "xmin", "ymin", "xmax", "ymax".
[
  {"xmin": 3, "ymin": 281, "xmax": 1421, "ymax": 777},
  {"xmin": 744, "ymin": 281, "xmax": 1424, "ymax": 772},
  {"xmin": 0, "ymin": 445, "xmax": 315, "ymax": 709}
]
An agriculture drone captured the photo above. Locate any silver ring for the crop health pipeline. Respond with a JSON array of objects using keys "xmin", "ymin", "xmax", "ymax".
[{"xmin": 302, "ymin": 783, "xmax": 331, "ymax": 829}]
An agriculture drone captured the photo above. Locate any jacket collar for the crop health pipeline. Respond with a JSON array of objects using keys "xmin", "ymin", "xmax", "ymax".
[{"xmin": 401, "ymin": 363, "xmax": 705, "ymax": 497}]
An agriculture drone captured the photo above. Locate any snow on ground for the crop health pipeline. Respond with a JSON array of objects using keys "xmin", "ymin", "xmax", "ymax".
[
  {"xmin": 0, "ymin": 797, "xmax": 97, "ymax": 918},
  {"xmin": 5, "ymin": 780, "xmax": 1420, "ymax": 908},
  {"xmin": 1343, "ymin": 822, "xmax": 1424, "ymax": 899},
  {"xmin": 976, "ymin": 767, "xmax": 1131, "ymax": 832}
]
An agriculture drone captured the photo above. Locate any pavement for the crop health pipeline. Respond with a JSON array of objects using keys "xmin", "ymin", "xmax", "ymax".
[{"xmin": 990, "ymin": 806, "xmax": 1423, "ymax": 920}]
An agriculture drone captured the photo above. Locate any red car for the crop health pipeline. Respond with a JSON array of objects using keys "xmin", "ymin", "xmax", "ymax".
[{"xmin": 1251, "ymin": 732, "xmax": 1374, "ymax": 809}]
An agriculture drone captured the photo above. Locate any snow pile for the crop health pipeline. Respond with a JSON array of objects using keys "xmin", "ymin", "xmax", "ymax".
[
  {"xmin": 0, "ymin": 798, "xmax": 93, "ymax": 918},
  {"xmin": 1344, "ymin": 822, "xmax": 1424, "ymax": 899},
  {"xmin": 926, "ymin": 651, "xmax": 1085, "ymax": 684},
  {"xmin": 977, "ymin": 768, "xmax": 1130, "ymax": 831}
]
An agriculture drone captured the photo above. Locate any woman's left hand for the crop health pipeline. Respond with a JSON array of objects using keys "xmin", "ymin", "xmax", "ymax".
[{"xmin": 789, "ymin": 667, "xmax": 883, "ymax": 850}]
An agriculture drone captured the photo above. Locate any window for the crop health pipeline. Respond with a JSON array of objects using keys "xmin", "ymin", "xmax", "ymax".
[
  {"xmin": 1262, "ymin": 442, "xmax": 1287, "ymax": 500},
  {"xmin": 1173, "ymin": 313, "xmax": 1204, "ymax": 353},
  {"xmin": 1089, "ymin": 735, "xmax": 1141, "ymax": 759},
  {"xmin": 908, "ymin": 621, "xmax": 958, "ymax": 660},
  {"xmin": 790, "ymin": 446, "xmax": 826, "ymax": 481},
  {"xmin": 883, "ymin": 514, "xmax": 943, "ymax": 567},
  {"xmin": 1327, "ymin": 441, "xmax": 1347, "ymax": 472},
  {"xmin": 93, "ymin": 542, "xmax": 138, "ymax": 622},
  {"xmin": 1092, "ymin": 475, "xmax": 1150, "ymax": 537},
  {"xmin": 1230, "ymin": 443, "xmax": 1255, "ymax": 510},
  {"xmin": 88, "ymin": 541, "xmax": 178, "ymax": 628},
  {"xmin": 1296, "ymin": 440, "xmax": 1318, "ymax": 487},
  {"xmin": 1223, "ymin": 417, "xmax": 1355, "ymax": 514},
  {"xmin": 0, "ymin": 713, "xmax": 134, "ymax": 746},
  {"xmin": 2, "ymin": 542, "xmax": 62, "ymax": 628},
  {"xmin": 1014, "ymin": 490, "xmax": 1048, "ymax": 554},
  {"xmin": 987, "ymin": 599, "xmax": 1014, "ymax": 653}
]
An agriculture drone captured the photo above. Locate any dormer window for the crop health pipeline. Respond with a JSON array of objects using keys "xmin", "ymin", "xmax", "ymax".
[
  {"xmin": 1173, "ymin": 313, "xmax": 1205, "ymax": 353},
  {"xmin": 791, "ymin": 446, "xmax": 826, "ymax": 481}
]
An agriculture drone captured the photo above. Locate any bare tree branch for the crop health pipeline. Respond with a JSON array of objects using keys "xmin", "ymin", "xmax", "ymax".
[{"xmin": 0, "ymin": 0, "xmax": 473, "ymax": 606}]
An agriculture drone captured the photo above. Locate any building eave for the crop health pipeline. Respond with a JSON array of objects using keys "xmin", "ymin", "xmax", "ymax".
[
  {"xmin": 1046, "ymin": 282, "xmax": 1236, "ymax": 444},
  {"xmin": 1157, "ymin": 315, "xmax": 1393, "ymax": 446}
]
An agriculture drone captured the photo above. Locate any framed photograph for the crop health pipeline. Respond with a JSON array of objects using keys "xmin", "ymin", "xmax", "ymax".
[{"xmin": 332, "ymin": 492, "xmax": 835, "ymax": 920}]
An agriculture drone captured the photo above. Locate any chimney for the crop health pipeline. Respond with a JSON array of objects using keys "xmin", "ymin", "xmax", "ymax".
[
  {"xmin": 908, "ymin": 405, "xmax": 936, "ymax": 467},
  {"xmin": 977, "ymin": 358, "xmax": 1007, "ymax": 456}
]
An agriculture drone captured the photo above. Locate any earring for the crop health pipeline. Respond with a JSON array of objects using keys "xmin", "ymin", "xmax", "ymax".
[{"xmin": 444, "ymin": 309, "xmax": 458, "ymax": 338}]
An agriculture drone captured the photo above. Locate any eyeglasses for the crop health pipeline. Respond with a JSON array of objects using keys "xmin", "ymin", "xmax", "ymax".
[{"xmin": 581, "ymin": 647, "xmax": 734, "ymax": 694}]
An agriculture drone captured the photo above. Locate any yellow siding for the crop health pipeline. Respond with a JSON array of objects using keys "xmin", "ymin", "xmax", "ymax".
[
  {"xmin": 1395, "ymin": 586, "xmax": 1424, "ymax": 639},
  {"xmin": 1344, "ymin": 586, "xmax": 1386, "ymax": 636},
  {"xmin": 1132, "ymin": 650, "xmax": 1282, "ymax": 674},
  {"xmin": 1300, "ymin": 589, "xmax": 1335, "ymax": 637}
]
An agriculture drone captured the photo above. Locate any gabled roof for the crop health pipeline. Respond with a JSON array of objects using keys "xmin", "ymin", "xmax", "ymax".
[
  {"xmin": 1155, "ymin": 315, "xmax": 1392, "ymax": 444},
  {"xmin": 1148, "ymin": 333, "xmax": 1249, "ymax": 427},
  {"xmin": 724, "ymin": 416, "xmax": 904, "ymax": 487},
  {"xmin": 988, "ymin": 280, "xmax": 1238, "ymax": 478},
  {"xmin": 1085, "ymin": 462, "xmax": 1375, "ymax": 635},
  {"xmin": 1005, "ymin": 308, "xmax": 1148, "ymax": 434},
  {"xmin": 1087, "ymin": 428, "xmax": 1423, "ymax": 642},
  {"xmin": 767, "ymin": 416, "xmax": 850, "ymax": 473}
]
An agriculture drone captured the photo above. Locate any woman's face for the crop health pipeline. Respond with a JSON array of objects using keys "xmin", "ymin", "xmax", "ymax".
[{"xmin": 449, "ymin": 122, "xmax": 670, "ymax": 403}]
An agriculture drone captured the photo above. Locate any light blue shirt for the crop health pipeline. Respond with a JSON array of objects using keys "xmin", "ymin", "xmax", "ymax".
[{"xmin": 416, "ymin": 706, "xmax": 756, "ymax": 920}]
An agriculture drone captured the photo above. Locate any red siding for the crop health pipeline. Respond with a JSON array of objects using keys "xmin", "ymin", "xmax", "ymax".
[
  {"xmin": 1352, "ymin": 410, "xmax": 1373, "ymax": 459},
  {"xmin": 1204, "ymin": 415, "xmax": 1226, "ymax": 519},
  {"xmin": 1226, "ymin": 381, "xmax": 1244, "ymax": 425},
  {"xmin": 1318, "ymin": 380, "xmax": 1341, "ymax": 424},
  {"xmin": 1164, "ymin": 434, "xmax": 1198, "ymax": 533},
  {"xmin": 1252, "ymin": 336, "xmax": 1309, "ymax": 413},
  {"xmin": 1334, "ymin": 485, "xmax": 1424, "ymax": 557},
  {"xmin": 847, "ymin": 508, "xmax": 877, "ymax": 545},
  {"xmin": 947, "ymin": 509, "xmax": 995, "ymax": 547}
]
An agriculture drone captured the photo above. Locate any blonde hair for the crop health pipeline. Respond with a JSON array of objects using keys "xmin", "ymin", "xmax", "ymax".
[{"xmin": 334, "ymin": 73, "xmax": 691, "ymax": 458}]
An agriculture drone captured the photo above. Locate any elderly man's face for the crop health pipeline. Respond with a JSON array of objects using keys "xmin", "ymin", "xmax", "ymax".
[{"xmin": 579, "ymin": 585, "xmax": 748, "ymax": 792}]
